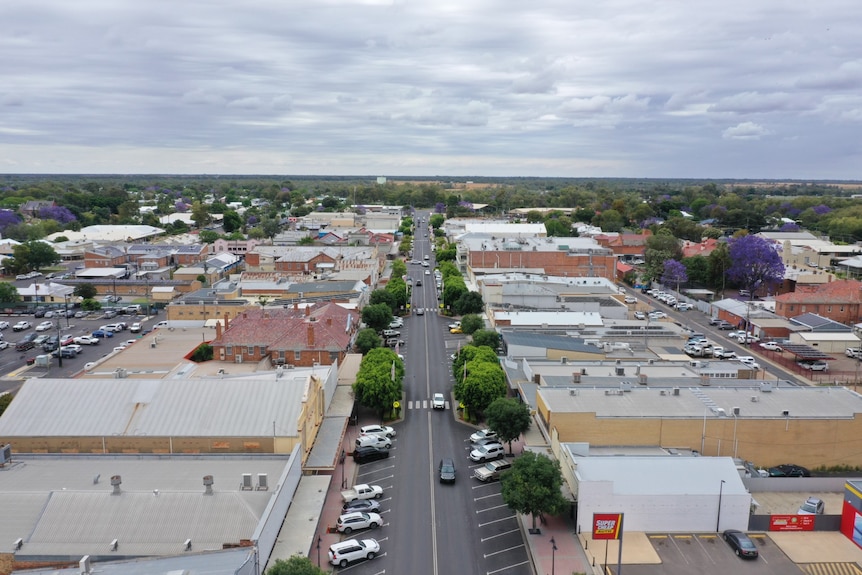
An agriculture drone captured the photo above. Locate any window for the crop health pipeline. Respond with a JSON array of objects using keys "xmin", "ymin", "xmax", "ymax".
[
  {"xmin": 226, "ymin": 345, "xmax": 233, "ymax": 356},
  {"xmin": 247, "ymin": 346, "xmax": 254, "ymax": 355},
  {"xmin": 294, "ymin": 350, "xmax": 302, "ymax": 361}
]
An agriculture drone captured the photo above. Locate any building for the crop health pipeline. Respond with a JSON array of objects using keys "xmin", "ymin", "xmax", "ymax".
[
  {"xmin": 775, "ymin": 279, "xmax": 862, "ymax": 325},
  {"xmin": 210, "ymin": 303, "xmax": 357, "ymax": 368},
  {"xmin": 535, "ymin": 384, "xmax": 862, "ymax": 469},
  {"xmin": 479, "ymin": 273, "xmax": 627, "ymax": 318}
]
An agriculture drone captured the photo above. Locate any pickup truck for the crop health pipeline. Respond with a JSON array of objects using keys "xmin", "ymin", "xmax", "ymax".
[{"xmin": 341, "ymin": 483, "xmax": 383, "ymax": 503}]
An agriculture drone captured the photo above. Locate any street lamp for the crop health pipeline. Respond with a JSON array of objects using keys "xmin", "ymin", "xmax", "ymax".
[
  {"xmin": 63, "ymin": 293, "xmax": 70, "ymax": 329},
  {"xmin": 716, "ymin": 479, "xmax": 726, "ymax": 532},
  {"xmin": 550, "ymin": 536, "xmax": 557, "ymax": 575},
  {"xmin": 316, "ymin": 536, "xmax": 322, "ymax": 567},
  {"xmin": 55, "ymin": 321, "xmax": 62, "ymax": 368}
]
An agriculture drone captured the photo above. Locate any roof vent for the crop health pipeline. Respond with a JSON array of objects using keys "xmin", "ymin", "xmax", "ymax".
[
  {"xmin": 241, "ymin": 473, "xmax": 253, "ymax": 490},
  {"xmin": 782, "ymin": 409, "xmax": 790, "ymax": 417},
  {"xmin": 203, "ymin": 475, "xmax": 214, "ymax": 495},
  {"xmin": 672, "ymin": 387, "xmax": 680, "ymax": 396},
  {"xmin": 751, "ymin": 395, "xmax": 759, "ymax": 402},
  {"xmin": 257, "ymin": 473, "xmax": 269, "ymax": 490},
  {"xmin": 110, "ymin": 475, "xmax": 122, "ymax": 495}
]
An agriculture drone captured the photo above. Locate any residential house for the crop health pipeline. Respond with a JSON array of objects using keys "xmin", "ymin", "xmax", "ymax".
[
  {"xmin": 84, "ymin": 245, "xmax": 126, "ymax": 269},
  {"xmin": 594, "ymin": 230, "xmax": 651, "ymax": 261},
  {"xmin": 19, "ymin": 200, "xmax": 56, "ymax": 218}
]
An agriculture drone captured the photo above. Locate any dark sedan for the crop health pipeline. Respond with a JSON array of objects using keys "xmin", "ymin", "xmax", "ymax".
[
  {"xmin": 722, "ymin": 530, "xmax": 758, "ymax": 559},
  {"xmin": 353, "ymin": 446, "xmax": 389, "ymax": 464},
  {"xmin": 768, "ymin": 463, "xmax": 811, "ymax": 477},
  {"xmin": 439, "ymin": 458, "xmax": 456, "ymax": 484}
]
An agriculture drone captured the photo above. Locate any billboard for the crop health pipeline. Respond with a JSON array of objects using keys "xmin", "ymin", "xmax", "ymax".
[
  {"xmin": 593, "ymin": 513, "xmax": 623, "ymax": 540},
  {"xmin": 769, "ymin": 515, "xmax": 815, "ymax": 531}
]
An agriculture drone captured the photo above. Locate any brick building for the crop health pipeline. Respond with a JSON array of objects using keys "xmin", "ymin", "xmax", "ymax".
[{"xmin": 774, "ymin": 278, "xmax": 862, "ymax": 325}]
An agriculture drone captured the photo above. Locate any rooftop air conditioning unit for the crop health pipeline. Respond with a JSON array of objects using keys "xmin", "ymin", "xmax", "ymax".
[
  {"xmin": 241, "ymin": 474, "xmax": 253, "ymax": 490},
  {"xmin": 561, "ymin": 357, "xmax": 567, "ymax": 364},
  {"xmin": 672, "ymin": 387, "xmax": 680, "ymax": 396},
  {"xmin": 257, "ymin": 474, "xmax": 269, "ymax": 490},
  {"xmin": 732, "ymin": 407, "xmax": 740, "ymax": 416},
  {"xmin": 572, "ymin": 373, "xmax": 581, "ymax": 383},
  {"xmin": 751, "ymin": 395, "xmax": 759, "ymax": 402},
  {"xmin": 615, "ymin": 367, "xmax": 625, "ymax": 376}
]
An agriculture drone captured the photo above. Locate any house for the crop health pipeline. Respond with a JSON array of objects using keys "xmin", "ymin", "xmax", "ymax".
[
  {"xmin": 210, "ymin": 302, "xmax": 356, "ymax": 367},
  {"xmin": 775, "ymin": 279, "xmax": 862, "ymax": 325},
  {"xmin": 594, "ymin": 230, "xmax": 651, "ymax": 260},
  {"xmin": 19, "ymin": 199, "xmax": 56, "ymax": 218},
  {"xmin": 680, "ymin": 237, "xmax": 719, "ymax": 258},
  {"xmin": 84, "ymin": 245, "xmax": 126, "ymax": 268}
]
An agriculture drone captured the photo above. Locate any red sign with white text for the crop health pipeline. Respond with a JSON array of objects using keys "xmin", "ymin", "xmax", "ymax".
[
  {"xmin": 769, "ymin": 515, "xmax": 815, "ymax": 531},
  {"xmin": 593, "ymin": 513, "xmax": 623, "ymax": 540}
]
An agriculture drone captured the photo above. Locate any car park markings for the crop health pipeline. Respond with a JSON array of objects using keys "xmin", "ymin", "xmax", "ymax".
[
  {"xmin": 478, "ymin": 515, "xmax": 517, "ymax": 528},
  {"xmin": 486, "ymin": 560, "xmax": 530, "ymax": 574},
  {"xmin": 484, "ymin": 544, "xmax": 525, "ymax": 558},
  {"xmin": 476, "ymin": 501, "xmax": 508, "ymax": 511},
  {"xmin": 481, "ymin": 528, "xmax": 521, "ymax": 542}
]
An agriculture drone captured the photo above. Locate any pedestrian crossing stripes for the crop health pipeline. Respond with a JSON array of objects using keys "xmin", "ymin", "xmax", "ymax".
[
  {"xmin": 406, "ymin": 399, "xmax": 450, "ymax": 410},
  {"xmin": 801, "ymin": 563, "xmax": 862, "ymax": 575},
  {"xmin": 414, "ymin": 308, "xmax": 439, "ymax": 314}
]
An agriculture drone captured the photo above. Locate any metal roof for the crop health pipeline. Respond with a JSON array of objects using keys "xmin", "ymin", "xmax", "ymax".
[
  {"xmin": 0, "ymin": 377, "xmax": 307, "ymax": 438},
  {"xmin": 780, "ymin": 344, "xmax": 833, "ymax": 360}
]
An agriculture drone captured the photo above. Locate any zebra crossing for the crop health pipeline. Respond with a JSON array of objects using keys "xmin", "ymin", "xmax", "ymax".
[
  {"xmin": 406, "ymin": 399, "xmax": 451, "ymax": 410},
  {"xmin": 413, "ymin": 307, "xmax": 440, "ymax": 314}
]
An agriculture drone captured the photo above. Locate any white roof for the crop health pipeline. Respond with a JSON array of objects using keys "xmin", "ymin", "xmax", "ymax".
[
  {"xmin": 0, "ymin": 378, "xmax": 308, "ymax": 438},
  {"xmin": 45, "ymin": 225, "xmax": 164, "ymax": 243},
  {"xmin": 494, "ymin": 310, "xmax": 603, "ymax": 327},
  {"xmin": 572, "ymin": 454, "xmax": 747, "ymax": 496}
]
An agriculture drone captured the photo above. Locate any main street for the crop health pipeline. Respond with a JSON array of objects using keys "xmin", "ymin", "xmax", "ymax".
[{"xmin": 353, "ymin": 212, "xmax": 531, "ymax": 575}]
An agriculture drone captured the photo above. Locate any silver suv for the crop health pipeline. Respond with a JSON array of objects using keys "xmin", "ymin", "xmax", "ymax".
[
  {"xmin": 328, "ymin": 538, "xmax": 380, "ymax": 567},
  {"xmin": 798, "ymin": 497, "xmax": 824, "ymax": 515},
  {"xmin": 469, "ymin": 442, "xmax": 505, "ymax": 463}
]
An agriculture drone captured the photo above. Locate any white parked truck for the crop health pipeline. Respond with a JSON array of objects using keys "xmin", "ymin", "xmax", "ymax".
[{"xmin": 341, "ymin": 484, "xmax": 383, "ymax": 502}]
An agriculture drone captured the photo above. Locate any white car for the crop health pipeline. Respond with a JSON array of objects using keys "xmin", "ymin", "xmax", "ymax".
[
  {"xmin": 129, "ymin": 322, "xmax": 142, "ymax": 333},
  {"xmin": 13, "ymin": 321, "xmax": 31, "ymax": 331},
  {"xmin": 799, "ymin": 360, "xmax": 829, "ymax": 371},
  {"xmin": 425, "ymin": 270, "xmax": 431, "ymax": 275},
  {"xmin": 760, "ymin": 341, "xmax": 783, "ymax": 352},
  {"xmin": 63, "ymin": 344, "xmax": 83, "ymax": 354},
  {"xmin": 337, "ymin": 511, "xmax": 383, "ymax": 534},
  {"xmin": 634, "ymin": 311, "xmax": 646, "ymax": 320},
  {"xmin": 74, "ymin": 335, "xmax": 100, "ymax": 345},
  {"xmin": 0, "ymin": 341, "xmax": 9, "ymax": 350},
  {"xmin": 389, "ymin": 318, "xmax": 404, "ymax": 329},
  {"xmin": 328, "ymin": 538, "xmax": 380, "ymax": 567},
  {"xmin": 359, "ymin": 424, "xmax": 396, "ymax": 438},
  {"xmin": 356, "ymin": 434, "xmax": 392, "ymax": 449},
  {"xmin": 469, "ymin": 443, "xmax": 505, "ymax": 462},
  {"xmin": 624, "ymin": 296, "xmax": 637, "ymax": 304},
  {"xmin": 0, "ymin": 321, "xmax": 9, "ymax": 330},
  {"xmin": 470, "ymin": 428, "xmax": 497, "ymax": 443},
  {"xmin": 448, "ymin": 321, "xmax": 461, "ymax": 330},
  {"xmin": 35, "ymin": 321, "xmax": 54, "ymax": 332},
  {"xmin": 432, "ymin": 393, "xmax": 446, "ymax": 409}
]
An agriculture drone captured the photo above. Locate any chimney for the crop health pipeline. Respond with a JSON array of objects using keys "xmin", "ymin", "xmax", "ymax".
[
  {"xmin": 307, "ymin": 324, "xmax": 315, "ymax": 347},
  {"xmin": 224, "ymin": 313, "xmax": 229, "ymax": 330},
  {"xmin": 305, "ymin": 306, "xmax": 311, "ymax": 316},
  {"xmin": 215, "ymin": 321, "xmax": 222, "ymax": 339},
  {"xmin": 327, "ymin": 317, "xmax": 332, "ymax": 326},
  {"xmin": 293, "ymin": 301, "xmax": 298, "ymax": 311}
]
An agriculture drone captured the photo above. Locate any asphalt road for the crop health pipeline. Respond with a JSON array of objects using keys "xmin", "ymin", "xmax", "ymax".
[{"xmin": 356, "ymin": 213, "xmax": 531, "ymax": 575}]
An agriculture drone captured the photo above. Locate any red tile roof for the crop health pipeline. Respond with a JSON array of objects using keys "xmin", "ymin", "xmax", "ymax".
[{"xmin": 775, "ymin": 279, "xmax": 862, "ymax": 304}]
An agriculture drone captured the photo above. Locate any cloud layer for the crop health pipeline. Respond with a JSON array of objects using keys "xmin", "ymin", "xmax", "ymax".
[{"xmin": 0, "ymin": 0, "xmax": 859, "ymax": 178}]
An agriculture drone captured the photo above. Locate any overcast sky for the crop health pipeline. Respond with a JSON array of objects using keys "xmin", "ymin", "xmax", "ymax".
[{"xmin": 1, "ymin": 1, "xmax": 860, "ymax": 178}]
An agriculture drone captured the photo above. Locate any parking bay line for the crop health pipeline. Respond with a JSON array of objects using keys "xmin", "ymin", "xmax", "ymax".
[
  {"xmin": 487, "ymin": 559, "xmax": 530, "ymax": 574},
  {"xmin": 481, "ymin": 528, "xmax": 520, "ymax": 542},
  {"xmin": 474, "ymin": 493, "xmax": 503, "ymax": 502},
  {"xmin": 478, "ymin": 514, "xmax": 517, "ymax": 527},
  {"xmin": 476, "ymin": 503, "xmax": 509, "ymax": 514},
  {"xmin": 484, "ymin": 544, "xmax": 525, "ymax": 559}
]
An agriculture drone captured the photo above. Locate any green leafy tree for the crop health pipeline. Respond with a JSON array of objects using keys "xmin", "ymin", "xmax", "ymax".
[
  {"xmin": 385, "ymin": 278, "xmax": 409, "ymax": 310},
  {"xmin": 355, "ymin": 328, "xmax": 382, "ymax": 354},
  {"xmin": 500, "ymin": 451, "xmax": 569, "ymax": 531},
  {"xmin": 486, "ymin": 397, "xmax": 532, "ymax": 454},
  {"xmin": 369, "ymin": 289, "xmax": 397, "ymax": 314},
  {"xmin": 222, "ymin": 210, "xmax": 242, "ymax": 232},
  {"xmin": 361, "ymin": 303, "xmax": 393, "ymax": 332},
  {"xmin": 298, "ymin": 236, "xmax": 315, "ymax": 245},
  {"xmin": 391, "ymin": 259, "xmax": 407, "ymax": 278},
  {"xmin": 199, "ymin": 230, "xmax": 220, "ymax": 243},
  {"xmin": 453, "ymin": 291, "xmax": 484, "ymax": 315},
  {"xmin": 472, "ymin": 329, "xmax": 501, "ymax": 350},
  {"xmin": 261, "ymin": 217, "xmax": 281, "ymax": 239},
  {"xmin": 73, "ymin": 283, "xmax": 98, "ymax": 300},
  {"xmin": 265, "ymin": 554, "xmax": 327, "ymax": 575},
  {"xmin": 442, "ymin": 277, "xmax": 467, "ymax": 309},
  {"xmin": 81, "ymin": 298, "xmax": 101, "ymax": 311},
  {"xmin": 643, "ymin": 232, "xmax": 682, "ymax": 282},
  {"xmin": 190, "ymin": 201, "xmax": 211, "ymax": 228},
  {"xmin": 0, "ymin": 282, "xmax": 19, "ymax": 303},
  {"xmin": 0, "ymin": 392, "xmax": 12, "ymax": 418},
  {"xmin": 454, "ymin": 360, "xmax": 506, "ymax": 416},
  {"xmin": 544, "ymin": 216, "xmax": 573, "ymax": 237},
  {"xmin": 429, "ymin": 214, "xmax": 445, "ymax": 229},
  {"xmin": 460, "ymin": 314, "xmax": 483, "ymax": 335},
  {"xmin": 353, "ymin": 347, "xmax": 403, "ymax": 418},
  {"xmin": 452, "ymin": 345, "xmax": 499, "ymax": 381}
]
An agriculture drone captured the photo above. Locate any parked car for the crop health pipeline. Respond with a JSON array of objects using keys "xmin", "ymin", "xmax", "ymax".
[
  {"xmin": 389, "ymin": 318, "xmax": 404, "ymax": 329},
  {"xmin": 91, "ymin": 330, "xmax": 114, "ymax": 338},
  {"xmin": 342, "ymin": 499, "xmax": 381, "ymax": 513},
  {"xmin": 798, "ymin": 497, "xmax": 825, "ymax": 515},
  {"xmin": 449, "ymin": 327, "xmax": 462, "ymax": 334},
  {"xmin": 381, "ymin": 329, "xmax": 401, "ymax": 337},
  {"xmin": 798, "ymin": 360, "xmax": 828, "ymax": 371},
  {"xmin": 722, "ymin": 530, "xmax": 758, "ymax": 559},
  {"xmin": 73, "ymin": 335, "xmax": 100, "ymax": 345},
  {"xmin": 432, "ymin": 393, "xmax": 446, "ymax": 409},
  {"xmin": 328, "ymin": 538, "xmax": 380, "ymax": 567},
  {"xmin": 356, "ymin": 434, "xmax": 392, "ymax": 449},
  {"xmin": 846, "ymin": 347, "xmax": 862, "ymax": 359},
  {"xmin": 470, "ymin": 428, "xmax": 497, "ymax": 443},
  {"xmin": 15, "ymin": 333, "xmax": 37, "ymax": 351},
  {"xmin": 359, "ymin": 425, "xmax": 396, "ymax": 438},
  {"xmin": 469, "ymin": 442, "xmax": 505, "ymax": 463},
  {"xmin": 439, "ymin": 457, "xmax": 456, "ymax": 484},
  {"xmin": 675, "ymin": 302, "xmax": 692, "ymax": 311},
  {"xmin": 712, "ymin": 347, "xmax": 737, "ymax": 360},
  {"xmin": 129, "ymin": 322, "xmax": 143, "ymax": 333},
  {"xmin": 52, "ymin": 347, "xmax": 76, "ymax": 359},
  {"xmin": 13, "ymin": 321, "xmax": 31, "ymax": 332},
  {"xmin": 0, "ymin": 321, "xmax": 8, "ymax": 330},
  {"xmin": 337, "ymin": 511, "xmax": 382, "ymax": 534},
  {"xmin": 35, "ymin": 321, "xmax": 54, "ymax": 332},
  {"xmin": 474, "ymin": 459, "xmax": 513, "ymax": 482},
  {"xmin": 634, "ymin": 311, "xmax": 646, "ymax": 320},
  {"xmin": 74, "ymin": 311, "xmax": 87, "ymax": 318},
  {"xmin": 737, "ymin": 356, "xmax": 761, "ymax": 369},
  {"xmin": 624, "ymin": 296, "xmax": 637, "ymax": 304},
  {"xmin": 717, "ymin": 320, "xmax": 735, "ymax": 330},
  {"xmin": 448, "ymin": 321, "xmax": 461, "ymax": 330},
  {"xmin": 708, "ymin": 317, "xmax": 721, "ymax": 325},
  {"xmin": 759, "ymin": 341, "xmax": 783, "ymax": 352},
  {"xmin": 353, "ymin": 446, "xmax": 390, "ymax": 464},
  {"xmin": 768, "ymin": 463, "xmax": 811, "ymax": 477}
]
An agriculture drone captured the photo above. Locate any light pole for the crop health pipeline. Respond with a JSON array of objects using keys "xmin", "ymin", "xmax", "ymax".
[
  {"xmin": 55, "ymin": 321, "xmax": 62, "ymax": 368},
  {"xmin": 316, "ymin": 535, "xmax": 322, "ymax": 567},
  {"xmin": 63, "ymin": 293, "xmax": 70, "ymax": 329},
  {"xmin": 716, "ymin": 479, "xmax": 726, "ymax": 532},
  {"xmin": 550, "ymin": 536, "xmax": 557, "ymax": 575}
]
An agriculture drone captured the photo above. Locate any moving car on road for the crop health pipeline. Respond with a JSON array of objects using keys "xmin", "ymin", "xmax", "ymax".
[
  {"xmin": 432, "ymin": 393, "xmax": 446, "ymax": 409},
  {"xmin": 439, "ymin": 458, "xmax": 456, "ymax": 483}
]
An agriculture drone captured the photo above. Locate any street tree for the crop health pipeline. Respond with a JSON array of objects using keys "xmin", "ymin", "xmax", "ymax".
[
  {"xmin": 222, "ymin": 210, "xmax": 242, "ymax": 232},
  {"xmin": 727, "ymin": 235, "xmax": 785, "ymax": 296},
  {"xmin": 361, "ymin": 303, "xmax": 393, "ymax": 333},
  {"xmin": 453, "ymin": 290, "xmax": 484, "ymax": 315},
  {"xmin": 485, "ymin": 397, "xmax": 532, "ymax": 454},
  {"xmin": 661, "ymin": 259, "xmax": 688, "ymax": 293},
  {"xmin": 643, "ymin": 232, "xmax": 683, "ymax": 282},
  {"xmin": 355, "ymin": 328, "xmax": 382, "ymax": 354},
  {"xmin": 369, "ymin": 289, "xmax": 397, "ymax": 314},
  {"xmin": 391, "ymin": 259, "xmax": 407, "ymax": 278},
  {"xmin": 353, "ymin": 347, "xmax": 403, "ymax": 418},
  {"xmin": 452, "ymin": 345, "xmax": 499, "ymax": 381},
  {"xmin": 429, "ymin": 214, "xmax": 445, "ymax": 228},
  {"xmin": 460, "ymin": 314, "xmax": 483, "ymax": 335},
  {"xmin": 0, "ymin": 282, "xmax": 19, "ymax": 303},
  {"xmin": 265, "ymin": 554, "xmax": 327, "ymax": 575},
  {"xmin": 472, "ymin": 329, "xmax": 501, "ymax": 350},
  {"xmin": 81, "ymin": 298, "xmax": 101, "ymax": 311},
  {"xmin": 190, "ymin": 201, "xmax": 211, "ymax": 228},
  {"xmin": 73, "ymin": 283, "xmax": 98, "ymax": 300},
  {"xmin": 500, "ymin": 451, "xmax": 569, "ymax": 532},
  {"xmin": 454, "ymin": 361, "xmax": 507, "ymax": 416},
  {"xmin": 385, "ymin": 278, "xmax": 409, "ymax": 310}
]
